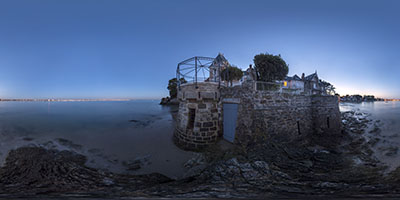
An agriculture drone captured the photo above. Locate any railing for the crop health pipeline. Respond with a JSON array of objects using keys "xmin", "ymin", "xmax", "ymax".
[
  {"xmin": 254, "ymin": 81, "xmax": 305, "ymax": 94},
  {"xmin": 254, "ymin": 81, "xmax": 282, "ymax": 92}
]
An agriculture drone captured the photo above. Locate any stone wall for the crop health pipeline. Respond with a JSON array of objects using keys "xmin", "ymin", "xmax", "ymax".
[
  {"xmin": 220, "ymin": 84, "xmax": 341, "ymax": 145},
  {"xmin": 311, "ymin": 96, "xmax": 342, "ymax": 135},
  {"xmin": 174, "ymin": 82, "xmax": 222, "ymax": 150},
  {"xmin": 174, "ymin": 80, "xmax": 342, "ymax": 150}
]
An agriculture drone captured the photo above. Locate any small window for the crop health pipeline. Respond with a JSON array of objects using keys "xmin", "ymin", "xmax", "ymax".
[
  {"xmin": 297, "ymin": 121, "xmax": 301, "ymax": 135},
  {"xmin": 327, "ymin": 117, "xmax": 330, "ymax": 128},
  {"xmin": 283, "ymin": 81, "xmax": 288, "ymax": 87},
  {"xmin": 187, "ymin": 108, "xmax": 196, "ymax": 129}
]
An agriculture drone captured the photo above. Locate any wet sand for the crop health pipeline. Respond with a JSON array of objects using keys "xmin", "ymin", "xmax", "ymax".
[{"xmin": 0, "ymin": 101, "xmax": 196, "ymax": 179}]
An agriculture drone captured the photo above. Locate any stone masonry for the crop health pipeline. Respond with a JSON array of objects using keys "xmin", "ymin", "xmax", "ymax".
[
  {"xmin": 220, "ymin": 82, "xmax": 342, "ymax": 145},
  {"xmin": 174, "ymin": 82, "xmax": 222, "ymax": 150}
]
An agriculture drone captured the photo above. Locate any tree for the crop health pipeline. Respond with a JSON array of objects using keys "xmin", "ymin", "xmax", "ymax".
[
  {"xmin": 253, "ymin": 53, "xmax": 289, "ymax": 82},
  {"xmin": 221, "ymin": 65, "xmax": 244, "ymax": 86},
  {"xmin": 321, "ymin": 80, "xmax": 336, "ymax": 95},
  {"xmin": 167, "ymin": 78, "xmax": 187, "ymax": 98}
]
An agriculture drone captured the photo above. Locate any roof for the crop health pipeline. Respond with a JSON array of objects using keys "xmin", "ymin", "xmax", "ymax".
[
  {"xmin": 304, "ymin": 72, "xmax": 318, "ymax": 81},
  {"xmin": 210, "ymin": 53, "xmax": 229, "ymax": 69},
  {"xmin": 214, "ymin": 53, "xmax": 228, "ymax": 64},
  {"xmin": 285, "ymin": 74, "xmax": 302, "ymax": 81}
]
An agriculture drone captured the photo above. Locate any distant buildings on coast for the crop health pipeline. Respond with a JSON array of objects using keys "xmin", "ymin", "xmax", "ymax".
[{"xmin": 339, "ymin": 95, "xmax": 398, "ymax": 102}]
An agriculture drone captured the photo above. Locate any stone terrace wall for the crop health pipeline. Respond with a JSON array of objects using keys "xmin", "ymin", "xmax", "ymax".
[
  {"xmin": 174, "ymin": 82, "xmax": 222, "ymax": 150},
  {"xmin": 220, "ymin": 84, "xmax": 341, "ymax": 145}
]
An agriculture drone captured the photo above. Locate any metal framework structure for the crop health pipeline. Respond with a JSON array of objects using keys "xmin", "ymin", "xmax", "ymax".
[{"xmin": 176, "ymin": 56, "xmax": 221, "ymax": 89}]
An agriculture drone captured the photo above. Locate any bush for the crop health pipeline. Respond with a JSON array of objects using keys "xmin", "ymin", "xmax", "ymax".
[{"xmin": 167, "ymin": 78, "xmax": 186, "ymax": 98}]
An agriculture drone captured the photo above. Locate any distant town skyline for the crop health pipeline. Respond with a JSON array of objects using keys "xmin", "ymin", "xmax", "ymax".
[{"xmin": 0, "ymin": 0, "xmax": 399, "ymax": 99}]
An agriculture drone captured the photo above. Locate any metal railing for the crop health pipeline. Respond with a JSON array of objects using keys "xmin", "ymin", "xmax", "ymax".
[
  {"xmin": 254, "ymin": 81, "xmax": 282, "ymax": 92},
  {"xmin": 254, "ymin": 81, "xmax": 305, "ymax": 94}
]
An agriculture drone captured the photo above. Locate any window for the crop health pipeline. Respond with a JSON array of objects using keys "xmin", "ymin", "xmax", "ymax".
[
  {"xmin": 297, "ymin": 121, "xmax": 301, "ymax": 135},
  {"xmin": 283, "ymin": 81, "xmax": 288, "ymax": 87},
  {"xmin": 187, "ymin": 108, "xmax": 196, "ymax": 129},
  {"xmin": 327, "ymin": 117, "xmax": 330, "ymax": 128}
]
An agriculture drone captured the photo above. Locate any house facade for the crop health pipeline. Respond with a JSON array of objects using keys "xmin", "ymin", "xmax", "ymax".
[
  {"xmin": 209, "ymin": 53, "xmax": 229, "ymax": 82},
  {"xmin": 302, "ymin": 72, "xmax": 328, "ymax": 95},
  {"xmin": 275, "ymin": 71, "xmax": 329, "ymax": 96},
  {"xmin": 281, "ymin": 74, "xmax": 304, "ymax": 94}
]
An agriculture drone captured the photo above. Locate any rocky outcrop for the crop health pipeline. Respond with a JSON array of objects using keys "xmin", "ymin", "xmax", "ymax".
[
  {"xmin": 0, "ymin": 147, "xmax": 171, "ymax": 196},
  {"xmin": 160, "ymin": 97, "xmax": 179, "ymax": 105}
]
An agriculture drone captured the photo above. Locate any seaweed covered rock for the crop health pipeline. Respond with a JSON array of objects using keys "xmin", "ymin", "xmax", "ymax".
[{"xmin": 0, "ymin": 147, "xmax": 171, "ymax": 196}]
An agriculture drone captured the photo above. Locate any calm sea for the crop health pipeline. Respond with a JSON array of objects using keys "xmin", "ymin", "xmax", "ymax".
[
  {"xmin": 340, "ymin": 101, "xmax": 400, "ymax": 170},
  {"xmin": 0, "ymin": 100, "xmax": 195, "ymax": 179}
]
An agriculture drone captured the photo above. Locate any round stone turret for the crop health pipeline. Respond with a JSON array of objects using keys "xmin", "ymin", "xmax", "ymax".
[{"xmin": 174, "ymin": 82, "xmax": 222, "ymax": 150}]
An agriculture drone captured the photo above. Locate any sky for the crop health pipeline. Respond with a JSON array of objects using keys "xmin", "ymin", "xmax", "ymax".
[{"xmin": 0, "ymin": 0, "xmax": 399, "ymax": 99}]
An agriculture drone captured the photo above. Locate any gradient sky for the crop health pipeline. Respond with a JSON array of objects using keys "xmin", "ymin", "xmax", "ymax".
[{"xmin": 0, "ymin": 0, "xmax": 399, "ymax": 99}]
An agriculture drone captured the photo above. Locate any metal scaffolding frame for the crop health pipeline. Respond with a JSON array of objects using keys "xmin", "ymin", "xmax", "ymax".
[{"xmin": 176, "ymin": 56, "xmax": 221, "ymax": 90}]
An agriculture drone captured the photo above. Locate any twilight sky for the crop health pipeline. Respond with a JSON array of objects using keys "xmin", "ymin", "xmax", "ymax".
[{"xmin": 0, "ymin": 0, "xmax": 399, "ymax": 99}]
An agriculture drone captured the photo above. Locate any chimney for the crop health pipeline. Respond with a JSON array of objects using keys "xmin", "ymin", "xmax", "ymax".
[{"xmin": 301, "ymin": 73, "xmax": 305, "ymax": 80}]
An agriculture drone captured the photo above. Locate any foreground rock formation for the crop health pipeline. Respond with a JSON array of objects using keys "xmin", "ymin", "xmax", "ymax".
[
  {"xmin": 159, "ymin": 97, "xmax": 179, "ymax": 105},
  {"xmin": 0, "ymin": 147, "xmax": 171, "ymax": 197}
]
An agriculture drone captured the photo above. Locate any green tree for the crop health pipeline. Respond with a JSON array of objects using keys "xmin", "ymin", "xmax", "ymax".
[
  {"xmin": 167, "ymin": 78, "xmax": 186, "ymax": 98},
  {"xmin": 253, "ymin": 53, "xmax": 289, "ymax": 82},
  {"xmin": 221, "ymin": 65, "xmax": 244, "ymax": 86},
  {"xmin": 321, "ymin": 80, "xmax": 336, "ymax": 95}
]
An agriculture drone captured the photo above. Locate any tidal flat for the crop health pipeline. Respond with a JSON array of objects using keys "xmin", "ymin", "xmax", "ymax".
[
  {"xmin": 1, "ymin": 101, "xmax": 400, "ymax": 198},
  {"xmin": 0, "ymin": 100, "xmax": 196, "ymax": 179}
]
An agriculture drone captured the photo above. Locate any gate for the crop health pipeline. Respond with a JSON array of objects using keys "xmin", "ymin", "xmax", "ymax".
[{"xmin": 223, "ymin": 103, "xmax": 238, "ymax": 143}]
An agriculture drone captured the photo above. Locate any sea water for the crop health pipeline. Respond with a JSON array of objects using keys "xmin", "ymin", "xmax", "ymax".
[
  {"xmin": 340, "ymin": 101, "xmax": 400, "ymax": 171},
  {"xmin": 0, "ymin": 100, "xmax": 195, "ymax": 179}
]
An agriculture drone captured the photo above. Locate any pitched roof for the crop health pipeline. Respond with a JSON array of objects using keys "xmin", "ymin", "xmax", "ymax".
[
  {"xmin": 214, "ymin": 53, "xmax": 228, "ymax": 64},
  {"xmin": 293, "ymin": 74, "xmax": 301, "ymax": 81},
  {"xmin": 285, "ymin": 74, "xmax": 302, "ymax": 81},
  {"xmin": 304, "ymin": 72, "xmax": 318, "ymax": 81},
  {"xmin": 210, "ymin": 53, "xmax": 229, "ymax": 69}
]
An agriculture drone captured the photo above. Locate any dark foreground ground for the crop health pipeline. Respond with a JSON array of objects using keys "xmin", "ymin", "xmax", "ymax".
[{"xmin": 1, "ymin": 111, "xmax": 400, "ymax": 199}]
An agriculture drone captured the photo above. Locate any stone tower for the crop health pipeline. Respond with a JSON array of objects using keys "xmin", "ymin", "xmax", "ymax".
[{"xmin": 174, "ymin": 82, "xmax": 222, "ymax": 150}]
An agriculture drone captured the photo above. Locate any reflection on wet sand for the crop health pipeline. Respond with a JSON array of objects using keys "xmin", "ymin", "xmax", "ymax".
[{"xmin": 0, "ymin": 101, "xmax": 195, "ymax": 179}]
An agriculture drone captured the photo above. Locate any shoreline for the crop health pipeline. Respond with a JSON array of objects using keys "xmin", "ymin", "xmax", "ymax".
[{"xmin": 0, "ymin": 102, "xmax": 400, "ymax": 197}]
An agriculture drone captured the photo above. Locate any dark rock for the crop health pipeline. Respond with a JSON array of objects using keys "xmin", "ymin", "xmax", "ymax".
[
  {"xmin": 122, "ymin": 155, "xmax": 151, "ymax": 171},
  {"xmin": 56, "ymin": 138, "xmax": 83, "ymax": 150},
  {"xmin": 0, "ymin": 147, "xmax": 171, "ymax": 196},
  {"xmin": 160, "ymin": 97, "xmax": 179, "ymax": 105},
  {"xmin": 22, "ymin": 137, "xmax": 34, "ymax": 141}
]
